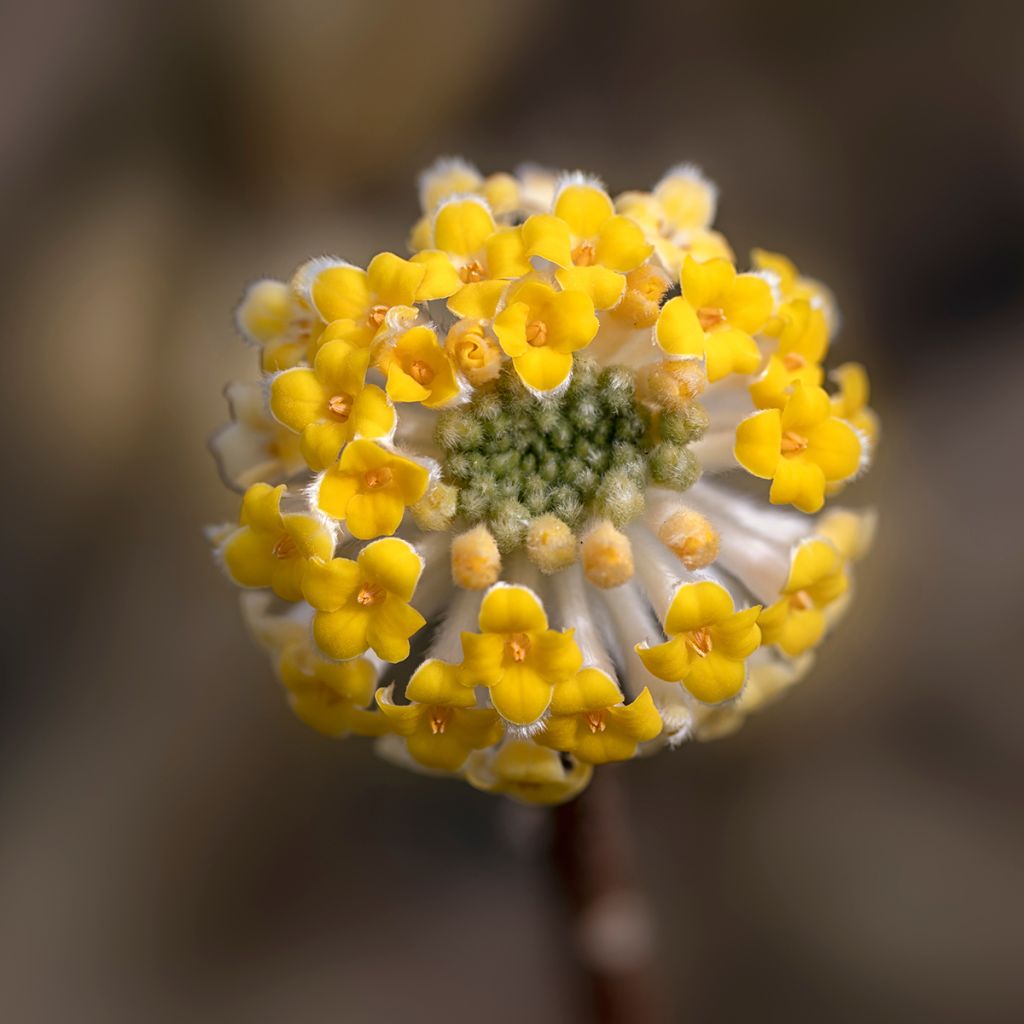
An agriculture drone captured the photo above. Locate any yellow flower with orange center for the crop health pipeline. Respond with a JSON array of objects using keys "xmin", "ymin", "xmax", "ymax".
[{"xmin": 377, "ymin": 325, "xmax": 459, "ymax": 408}]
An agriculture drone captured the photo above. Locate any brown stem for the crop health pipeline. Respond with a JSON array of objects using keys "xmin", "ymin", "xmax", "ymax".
[{"xmin": 551, "ymin": 767, "xmax": 663, "ymax": 1024}]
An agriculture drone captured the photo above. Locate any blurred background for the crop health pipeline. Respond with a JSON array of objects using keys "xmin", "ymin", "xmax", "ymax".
[{"xmin": 2, "ymin": 0, "xmax": 1023, "ymax": 1021}]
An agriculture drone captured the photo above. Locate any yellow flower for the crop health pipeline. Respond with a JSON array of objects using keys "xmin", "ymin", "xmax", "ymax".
[
  {"xmin": 830, "ymin": 362, "xmax": 880, "ymax": 451},
  {"xmin": 413, "ymin": 197, "xmax": 529, "ymax": 320},
  {"xmin": 735, "ymin": 382, "xmax": 862, "ymax": 514},
  {"xmin": 493, "ymin": 279, "xmax": 598, "ymax": 392},
  {"xmin": 636, "ymin": 581, "xmax": 762, "ymax": 704},
  {"xmin": 301, "ymin": 538, "xmax": 426, "ymax": 662},
  {"xmin": 537, "ymin": 669, "xmax": 662, "ymax": 764},
  {"xmin": 656, "ymin": 255, "xmax": 773, "ymax": 381},
  {"xmin": 466, "ymin": 741, "xmax": 592, "ymax": 805},
  {"xmin": 460, "ymin": 584, "xmax": 582, "ymax": 725},
  {"xmin": 757, "ymin": 540, "xmax": 848, "ymax": 656},
  {"xmin": 616, "ymin": 167, "xmax": 732, "ymax": 274},
  {"xmin": 749, "ymin": 299, "xmax": 828, "ymax": 409},
  {"xmin": 276, "ymin": 643, "xmax": 388, "ymax": 738},
  {"xmin": 270, "ymin": 338, "xmax": 395, "ymax": 470},
  {"xmin": 523, "ymin": 181, "xmax": 653, "ymax": 309},
  {"xmin": 221, "ymin": 483, "xmax": 334, "ymax": 601},
  {"xmin": 236, "ymin": 275, "xmax": 323, "ymax": 370},
  {"xmin": 375, "ymin": 660, "xmax": 503, "ymax": 772},
  {"xmin": 377, "ymin": 325, "xmax": 459, "ymax": 408},
  {"xmin": 444, "ymin": 320, "xmax": 502, "ymax": 386},
  {"xmin": 309, "ymin": 252, "xmax": 449, "ymax": 339},
  {"xmin": 316, "ymin": 440, "xmax": 429, "ymax": 540},
  {"xmin": 752, "ymin": 248, "xmax": 838, "ymax": 331}
]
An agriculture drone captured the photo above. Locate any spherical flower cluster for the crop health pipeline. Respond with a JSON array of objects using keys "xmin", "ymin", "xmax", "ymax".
[{"xmin": 208, "ymin": 159, "xmax": 878, "ymax": 805}]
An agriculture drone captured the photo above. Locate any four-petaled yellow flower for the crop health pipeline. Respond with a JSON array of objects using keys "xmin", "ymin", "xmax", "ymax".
[
  {"xmin": 221, "ymin": 483, "xmax": 334, "ymax": 601},
  {"xmin": 656, "ymin": 255, "xmax": 774, "ymax": 381},
  {"xmin": 277, "ymin": 642, "xmax": 388, "ymax": 738},
  {"xmin": 466, "ymin": 741, "xmax": 592, "ymax": 805},
  {"xmin": 309, "ymin": 252, "xmax": 449, "ymax": 342},
  {"xmin": 270, "ymin": 337, "xmax": 395, "ymax": 470},
  {"xmin": 637, "ymin": 581, "xmax": 762, "ymax": 704},
  {"xmin": 749, "ymin": 299, "xmax": 829, "ymax": 409},
  {"xmin": 493, "ymin": 279, "xmax": 598, "ymax": 392},
  {"xmin": 302, "ymin": 538, "xmax": 426, "ymax": 662},
  {"xmin": 413, "ymin": 197, "xmax": 530, "ymax": 320},
  {"xmin": 461, "ymin": 584, "xmax": 583, "ymax": 725},
  {"xmin": 537, "ymin": 669, "xmax": 662, "ymax": 764},
  {"xmin": 376, "ymin": 660, "xmax": 504, "ymax": 772},
  {"xmin": 735, "ymin": 381, "xmax": 862, "ymax": 514},
  {"xmin": 377, "ymin": 325, "xmax": 459, "ymax": 408},
  {"xmin": 752, "ymin": 248, "xmax": 837, "ymax": 331},
  {"xmin": 236, "ymin": 273, "xmax": 324, "ymax": 370},
  {"xmin": 316, "ymin": 439, "xmax": 429, "ymax": 539},
  {"xmin": 758, "ymin": 540, "xmax": 848, "ymax": 657},
  {"xmin": 523, "ymin": 182, "xmax": 653, "ymax": 310}
]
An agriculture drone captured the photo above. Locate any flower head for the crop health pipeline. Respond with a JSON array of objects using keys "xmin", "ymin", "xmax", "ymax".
[{"xmin": 209, "ymin": 160, "xmax": 879, "ymax": 803}]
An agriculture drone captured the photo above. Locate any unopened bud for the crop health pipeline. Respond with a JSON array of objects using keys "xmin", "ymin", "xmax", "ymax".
[
  {"xmin": 412, "ymin": 483, "xmax": 459, "ymax": 532},
  {"xmin": 451, "ymin": 525, "xmax": 501, "ymax": 590},
  {"xmin": 657, "ymin": 507, "xmax": 719, "ymax": 569},
  {"xmin": 526, "ymin": 515, "xmax": 578, "ymax": 574},
  {"xmin": 581, "ymin": 520, "xmax": 635, "ymax": 589}
]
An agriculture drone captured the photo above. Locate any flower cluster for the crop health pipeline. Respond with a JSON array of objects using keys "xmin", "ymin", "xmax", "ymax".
[{"xmin": 209, "ymin": 159, "xmax": 878, "ymax": 804}]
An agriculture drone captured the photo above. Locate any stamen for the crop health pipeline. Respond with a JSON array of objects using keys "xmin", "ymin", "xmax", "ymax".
[
  {"xmin": 697, "ymin": 306, "xmax": 726, "ymax": 331},
  {"xmin": 327, "ymin": 393, "xmax": 354, "ymax": 421},
  {"xmin": 780, "ymin": 431, "xmax": 808, "ymax": 456},
  {"xmin": 584, "ymin": 710, "xmax": 607, "ymax": 733},
  {"xmin": 790, "ymin": 589, "xmax": 814, "ymax": 611},
  {"xmin": 409, "ymin": 359, "xmax": 435, "ymax": 386},
  {"xmin": 429, "ymin": 707, "xmax": 450, "ymax": 735},
  {"xmin": 782, "ymin": 352, "xmax": 806, "ymax": 371},
  {"xmin": 363, "ymin": 466, "xmax": 394, "ymax": 490},
  {"xmin": 686, "ymin": 627, "xmax": 713, "ymax": 657},
  {"xmin": 507, "ymin": 632, "xmax": 532, "ymax": 662},
  {"xmin": 357, "ymin": 581, "xmax": 386, "ymax": 606},
  {"xmin": 367, "ymin": 303, "xmax": 388, "ymax": 327},
  {"xmin": 459, "ymin": 260, "xmax": 486, "ymax": 283},
  {"xmin": 571, "ymin": 242, "xmax": 596, "ymax": 267},
  {"xmin": 272, "ymin": 534, "xmax": 297, "ymax": 559},
  {"xmin": 525, "ymin": 320, "xmax": 548, "ymax": 347}
]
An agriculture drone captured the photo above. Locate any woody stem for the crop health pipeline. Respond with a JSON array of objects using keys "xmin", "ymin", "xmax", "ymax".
[{"xmin": 550, "ymin": 768, "xmax": 663, "ymax": 1023}]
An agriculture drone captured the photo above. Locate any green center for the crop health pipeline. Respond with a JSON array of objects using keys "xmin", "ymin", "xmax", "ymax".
[{"xmin": 436, "ymin": 359, "xmax": 705, "ymax": 551}]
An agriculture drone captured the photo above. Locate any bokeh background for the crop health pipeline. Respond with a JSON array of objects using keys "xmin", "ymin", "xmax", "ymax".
[{"xmin": 3, "ymin": 1, "xmax": 1023, "ymax": 1021}]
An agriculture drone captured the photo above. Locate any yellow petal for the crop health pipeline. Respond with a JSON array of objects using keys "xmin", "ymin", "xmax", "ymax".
[
  {"xmin": 222, "ymin": 528, "xmax": 277, "ymax": 590},
  {"xmin": 345, "ymin": 491, "xmax": 406, "ymax": 540},
  {"xmin": 313, "ymin": 606, "xmax": 371, "ymax": 660},
  {"xmin": 301, "ymin": 556, "xmax": 360, "ymax": 612},
  {"xmin": 685, "ymin": 650, "xmax": 746, "ymax": 704},
  {"xmin": 236, "ymin": 279, "xmax": 292, "ymax": 344},
  {"xmin": 654, "ymin": 168, "xmax": 716, "ymax": 230},
  {"xmin": 300, "ymin": 421, "xmax": 351, "ymax": 471},
  {"xmin": 386, "ymin": 363, "xmax": 431, "ymax": 404},
  {"xmin": 664, "ymin": 581, "xmax": 735, "ymax": 634},
  {"xmin": 681, "ymin": 256, "xmax": 735, "ymax": 310},
  {"xmin": 550, "ymin": 667, "xmax": 623, "ymax": 715},
  {"xmin": 316, "ymin": 466, "xmax": 359, "ymax": 520},
  {"xmin": 240, "ymin": 482, "xmax": 285, "ymax": 532},
  {"xmin": 460, "ymin": 632, "xmax": 506, "ymax": 686},
  {"xmin": 311, "ymin": 263, "xmax": 370, "ymax": 322},
  {"xmin": 723, "ymin": 273, "xmax": 773, "ymax": 333},
  {"xmin": 493, "ymin": 300, "xmax": 530, "ymax": 357},
  {"xmin": 554, "ymin": 183, "xmax": 614, "ymax": 239},
  {"xmin": 485, "ymin": 227, "xmax": 530, "ymax": 279},
  {"xmin": 448, "ymin": 280, "xmax": 506, "ymax": 320},
  {"xmin": 531, "ymin": 630, "xmax": 584, "ymax": 684},
  {"xmin": 433, "ymin": 197, "xmax": 496, "ymax": 257},
  {"xmin": 636, "ymin": 635, "xmax": 692, "ymax": 682},
  {"xmin": 351, "ymin": 385, "xmax": 395, "ymax": 438},
  {"xmin": 781, "ymin": 383, "xmax": 830, "ymax": 432},
  {"xmin": 406, "ymin": 659, "xmax": 477, "ymax": 708},
  {"xmin": 489, "ymin": 664, "xmax": 554, "ymax": 725},
  {"xmin": 543, "ymin": 289, "xmax": 599, "ymax": 352},
  {"xmin": 805, "ymin": 418, "xmax": 862, "ymax": 482},
  {"xmin": 769, "ymin": 456, "xmax": 826, "ymax": 514},
  {"xmin": 555, "ymin": 265, "xmax": 625, "ymax": 311},
  {"xmin": 610, "ymin": 688, "xmax": 663, "ymax": 741},
  {"xmin": 735, "ymin": 409, "xmax": 782, "ymax": 478},
  {"xmin": 313, "ymin": 337, "xmax": 369, "ymax": 394},
  {"xmin": 366, "ymin": 251, "xmax": 427, "ymax": 306},
  {"xmin": 357, "ymin": 537, "xmax": 423, "ymax": 601},
  {"xmin": 522, "ymin": 214, "xmax": 573, "ymax": 266},
  {"xmin": 787, "ymin": 539, "xmax": 843, "ymax": 594},
  {"xmin": 479, "ymin": 584, "xmax": 548, "ymax": 634},
  {"xmin": 365, "ymin": 596, "xmax": 425, "ymax": 662},
  {"xmin": 594, "ymin": 215, "xmax": 653, "ymax": 271},
  {"xmin": 656, "ymin": 297, "xmax": 705, "ymax": 357},
  {"xmin": 513, "ymin": 346, "xmax": 574, "ymax": 392},
  {"xmin": 409, "ymin": 249, "xmax": 462, "ymax": 299},
  {"xmin": 270, "ymin": 368, "xmax": 326, "ymax": 433},
  {"xmin": 704, "ymin": 327, "xmax": 762, "ymax": 382}
]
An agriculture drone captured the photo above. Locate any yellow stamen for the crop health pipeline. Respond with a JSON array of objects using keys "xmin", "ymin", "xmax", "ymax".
[
  {"xmin": 507, "ymin": 632, "xmax": 532, "ymax": 662},
  {"xmin": 697, "ymin": 306, "xmax": 726, "ymax": 331},
  {"xmin": 363, "ymin": 467, "xmax": 393, "ymax": 490},
  {"xmin": 409, "ymin": 359, "xmax": 435, "ymax": 386},
  {"xmin": 571, "ymin": 242, "xmax": 596, "ymax": 266},
  {"xmin": 584, "ymin": 710, "xmax": 607, "ymax": 734},
  {"xmin": 790, "ymin": 590, "xmax": 814, "ymax": 611},
  {"xmin": 367, "ymin": 303, "xmax": 388, "ymax": 327},
  {"xmin": 428, "ymin": 707, "xmax": 450, "ymax": 735},
  {"xmin": 782, "ymin": 352, "xmax": 806, "ymax": 371},
  {"xmin": 781, "ymin": 431, "xmax": 808, "ymax": 456},
  {"xmin": 525, "ymin": 320, "xmax": 548, "ymax": 347},
  {"xmin": 272, "ymin": 534, "xmax": 297, "ymax": 559},
  {"xmin": 327, "ymin": 393, "xmax": 354, "ymax": 421},
  {"xmin": 356, "ymin": 581, "xmax": 386, "ymax": 606},
  {"xmin": 686, "ymin": 627, "xmax": 713, "ymax": 657},
  {"xmin": 459, "ymin": 260, "xmax": 486, "ymax": 283}
]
